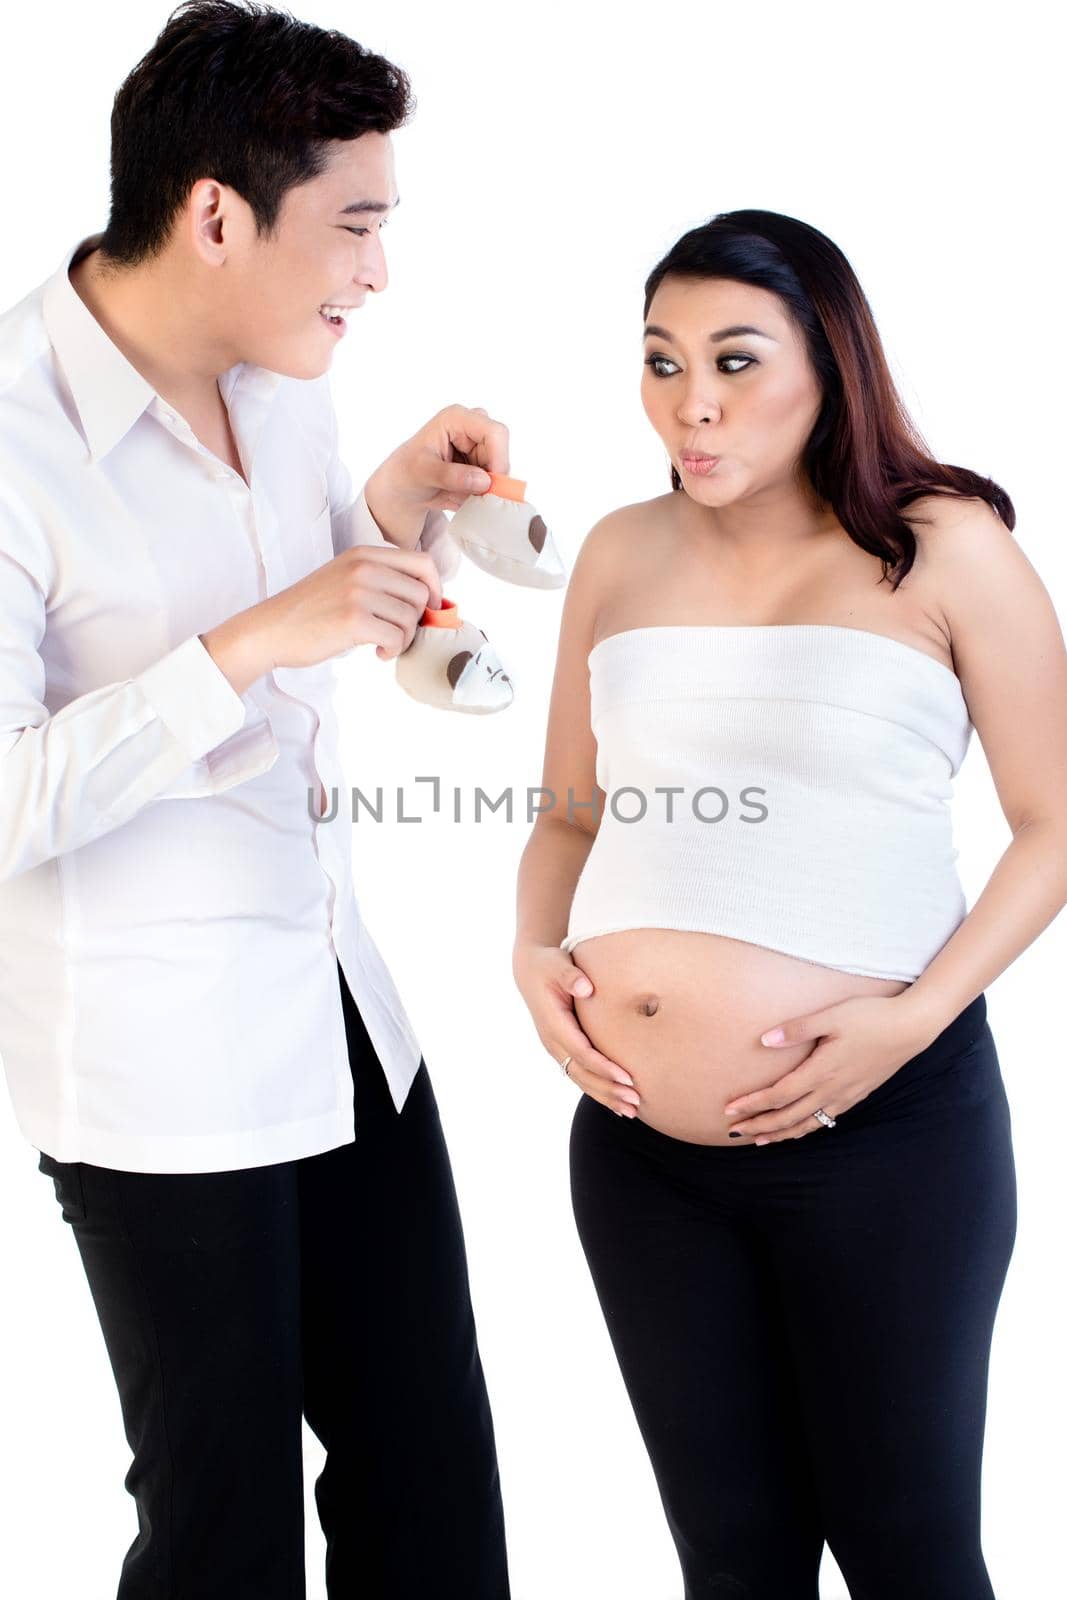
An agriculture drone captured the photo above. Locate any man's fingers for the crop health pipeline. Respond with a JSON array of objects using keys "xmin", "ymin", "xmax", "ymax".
[
  {"xmin": 348, "ymin": 554, "xmax": 435, "ymax": 612},
  {"xmin": 372, "ymin": 620, "xmax": 408, "ymax": 661},
  {"xmin": 365, "ymin": 590, "xmax": 420, "ymax": 650},
  {"xmin": 436, "ymin": 404, "xmax": 511, "ymax": 476},
  {"xmin": 439, "ymin": 459, "xmax": 492, "ymax": 499},
  {"xmin": 347, "ymin": 544, "xmax": 441, "ymax": 610}
]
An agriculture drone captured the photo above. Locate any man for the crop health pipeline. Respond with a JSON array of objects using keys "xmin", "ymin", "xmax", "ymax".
[{"xmin": 0, "ymin": 2, "xmax": 512, "ymax": 1594}]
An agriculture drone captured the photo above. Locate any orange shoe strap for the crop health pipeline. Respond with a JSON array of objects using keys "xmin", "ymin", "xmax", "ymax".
[
  {"xmin": 421, "ymin": 597, "xmax": 463, "ymax": 628},
  {"xmin": 486, "ymin": 472, "xmax": 526, "ymax": 502}
]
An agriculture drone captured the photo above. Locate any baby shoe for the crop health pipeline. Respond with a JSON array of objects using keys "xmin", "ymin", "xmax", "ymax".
[
  {"xmin": 394, "ymin": 597, "xmax": 514, "ymax": 714},
  {"xmin": 446, "ymin": 472, "xmax": 566, "ymax": 589}
]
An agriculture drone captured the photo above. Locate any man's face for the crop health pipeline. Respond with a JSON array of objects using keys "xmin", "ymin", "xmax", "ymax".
[{"xmin": 216, "ymin": 132, "xmax": 397, "ymax": 378}]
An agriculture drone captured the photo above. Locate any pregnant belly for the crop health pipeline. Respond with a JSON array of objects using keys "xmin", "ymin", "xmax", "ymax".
[{"xmin": 569, "ymin": 929, "xmax": 909, "ymax": 1146}]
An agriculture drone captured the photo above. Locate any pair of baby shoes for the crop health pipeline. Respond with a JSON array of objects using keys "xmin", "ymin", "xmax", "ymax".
[{"xmin": 394, "ymin": 472, "xmax": 566, "ymax": 714}]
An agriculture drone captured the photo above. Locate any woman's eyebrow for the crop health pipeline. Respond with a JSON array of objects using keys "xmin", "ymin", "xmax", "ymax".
[{"xmin": 642, "ymin": 322, "xmax": 778, "ymax": 343}]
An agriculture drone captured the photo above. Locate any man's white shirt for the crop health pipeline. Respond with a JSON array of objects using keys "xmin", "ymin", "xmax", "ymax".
[{"xmin": 0, "ymin": 234, "xmax": 462, "ymax": 1173}]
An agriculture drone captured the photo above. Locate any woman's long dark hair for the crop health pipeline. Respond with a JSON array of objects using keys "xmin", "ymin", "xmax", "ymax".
[{"xmin": 643, "ymin": 210, "xmax": 1014, "ymax": 588}]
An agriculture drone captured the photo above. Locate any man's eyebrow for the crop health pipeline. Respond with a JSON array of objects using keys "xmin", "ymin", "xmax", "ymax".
[
  {"xmin": 642, "ymin": 322, "xmax": 778, "ymax": 343},
  {"xmin": 339, "ymin": 195, "xmax": 401, "ymax": 215}
]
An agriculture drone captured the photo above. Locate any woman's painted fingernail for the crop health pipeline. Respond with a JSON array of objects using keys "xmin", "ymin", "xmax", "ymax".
[
  {"xmin": 762, "ymin": 1028, "xmax": 785, "ymax": 1045},
  {"xmin": 728, "ymin": 1130, "xmax": 743, "ymax": 1139}
]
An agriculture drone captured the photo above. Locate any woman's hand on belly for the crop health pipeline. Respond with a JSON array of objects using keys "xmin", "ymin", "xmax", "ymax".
[
  {"xmin": 512, "ymin": 943, "xmax": 643, "ymax": 1117},
  {"xmin": 566, "ymin": 929, "xmax": 919, "ymax": 1147},
  {"xmin": 721, "ymin": 991, "xmax": 941, "ymax": 1143}
]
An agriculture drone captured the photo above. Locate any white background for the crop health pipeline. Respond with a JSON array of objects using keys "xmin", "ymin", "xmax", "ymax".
[{"xmin": 1, "ymin": 1, "xmax": 1063, "ymax": 1595}]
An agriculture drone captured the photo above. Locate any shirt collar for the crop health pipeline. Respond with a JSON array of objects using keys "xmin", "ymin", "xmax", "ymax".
[{"xmin": 41, "ymin": 233, "xmax": 283, "ymax": 464}]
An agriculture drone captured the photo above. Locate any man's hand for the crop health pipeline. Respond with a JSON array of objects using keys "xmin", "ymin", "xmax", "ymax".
[
  {"xmin": 201, "ymin": 544, "xmax": 443, "ymax": 694},
  {"xmin": 363, "ymin": 404, "xmax": 511, "ymax": 548}
]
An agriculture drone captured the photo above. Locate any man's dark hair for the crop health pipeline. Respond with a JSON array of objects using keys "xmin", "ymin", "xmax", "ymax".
[{"xmin": 97, "ymin": 0, "xmax": 414, "ymax": 268}]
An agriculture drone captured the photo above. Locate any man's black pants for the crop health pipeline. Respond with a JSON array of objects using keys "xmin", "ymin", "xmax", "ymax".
[{"xmin": 37, "ymin": 959, "xmax": 511, "ymax": 1598}]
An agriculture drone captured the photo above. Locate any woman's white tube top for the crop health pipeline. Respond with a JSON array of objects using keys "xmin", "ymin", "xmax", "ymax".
[{"xmin": 560, "ymin": 625, "xmax": 974, "ymax": 983}]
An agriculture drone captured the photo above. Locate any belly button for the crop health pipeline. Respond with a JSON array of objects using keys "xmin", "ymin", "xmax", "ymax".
[{"xmin": 635, "ymin": 995, "xmax": 661, "ymax": 1017}]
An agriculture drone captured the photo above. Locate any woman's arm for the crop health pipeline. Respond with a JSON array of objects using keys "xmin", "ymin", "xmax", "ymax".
[
  {"xmin": 721, "ymin": 495, "xmax": 1067, "ymax": 1143},
  {"xmin": 898, "ymin": 495, "xmax": 1067, "ymax": 1039},
  {"xmin": 514, "ymin": 817, "xmax": 598, "ymax": 953},
  {"xmin": 513, "ymin": 510, "xmax": 612, "ymax": 952},
  {"xmin": 512, "ymin": 511, "xmax": 641, "ymax": 1113}
]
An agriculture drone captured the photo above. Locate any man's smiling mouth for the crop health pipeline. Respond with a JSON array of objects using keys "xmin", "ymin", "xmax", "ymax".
[{"xmin": 318, "ymin": 304, "xmax": 354, "ymax": 326}]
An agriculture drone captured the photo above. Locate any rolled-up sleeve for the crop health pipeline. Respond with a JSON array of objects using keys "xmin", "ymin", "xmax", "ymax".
[
  {"xmin": 416, "ymin": 505, "xmax": 464, "ymax": 584},
  {"xmin": 323, "ymin": 396, "xmax": 463, "ymax": 583},
  {"xmin": 0, "ymin": 506, "xmax": 278, "ymax": 884}
]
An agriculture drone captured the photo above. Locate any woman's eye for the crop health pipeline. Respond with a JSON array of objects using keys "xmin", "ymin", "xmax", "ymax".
[{"xmin": 643, "ymin": 353, "xmax": 753, "ymax": 377}]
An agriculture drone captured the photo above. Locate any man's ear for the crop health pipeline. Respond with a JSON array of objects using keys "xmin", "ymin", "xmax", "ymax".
[{"xmin": 188, "ymin": 178, "xmax": 232, "ymax": 265}]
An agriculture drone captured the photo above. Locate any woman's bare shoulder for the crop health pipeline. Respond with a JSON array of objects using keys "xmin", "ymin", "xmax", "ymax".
[
  {"xmin": 899, "ymin": 490, "xmax": 1008, "ymax": 556},
  {"xmin": 896, "ymin": 492, "xmax": 1008, "ymax": 636},
  {"xmin": 573, "ymin": 491, "xmax": 680, "ymax": 576}
]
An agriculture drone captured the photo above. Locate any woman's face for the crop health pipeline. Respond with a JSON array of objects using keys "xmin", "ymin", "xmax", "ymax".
[{"xmin": 640, "ymin": 275, "xmax": 824, "ymax": 508}]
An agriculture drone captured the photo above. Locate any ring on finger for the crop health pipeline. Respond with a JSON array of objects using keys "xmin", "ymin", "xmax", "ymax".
[{"xmin": 740, "ymin": 1107, "xmax": 837, "ymax": 1141}]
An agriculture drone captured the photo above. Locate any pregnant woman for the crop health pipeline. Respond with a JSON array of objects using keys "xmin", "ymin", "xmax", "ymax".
[{"xmin": 512, "ymin": 209, "xmax": 1067, "ymax": 1599}]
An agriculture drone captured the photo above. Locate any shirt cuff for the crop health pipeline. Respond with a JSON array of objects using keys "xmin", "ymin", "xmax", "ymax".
[
  {"xmin": 337, "ymin": 488, "xmax": 464, "ymax": 584},
  {"xmin": 417, "ymin": 510, "xmax": 464, "ymax": 583},
  {"xmin": 136, "ymin": 634, "xmax": 279, "ymax": 798},
  {"xmin": 334, "ymin": 487, "xmax": 394, "ymax": 554}
]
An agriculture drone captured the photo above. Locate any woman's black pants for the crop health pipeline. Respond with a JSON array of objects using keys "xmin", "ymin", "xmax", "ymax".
[
  {"xmin": 36, "ymin": 959, "xmax": 511, "ymax": 1599},
  {"xmin": 569, "ymin": 990, "xmax": 1017, "ymax": 1600}
]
